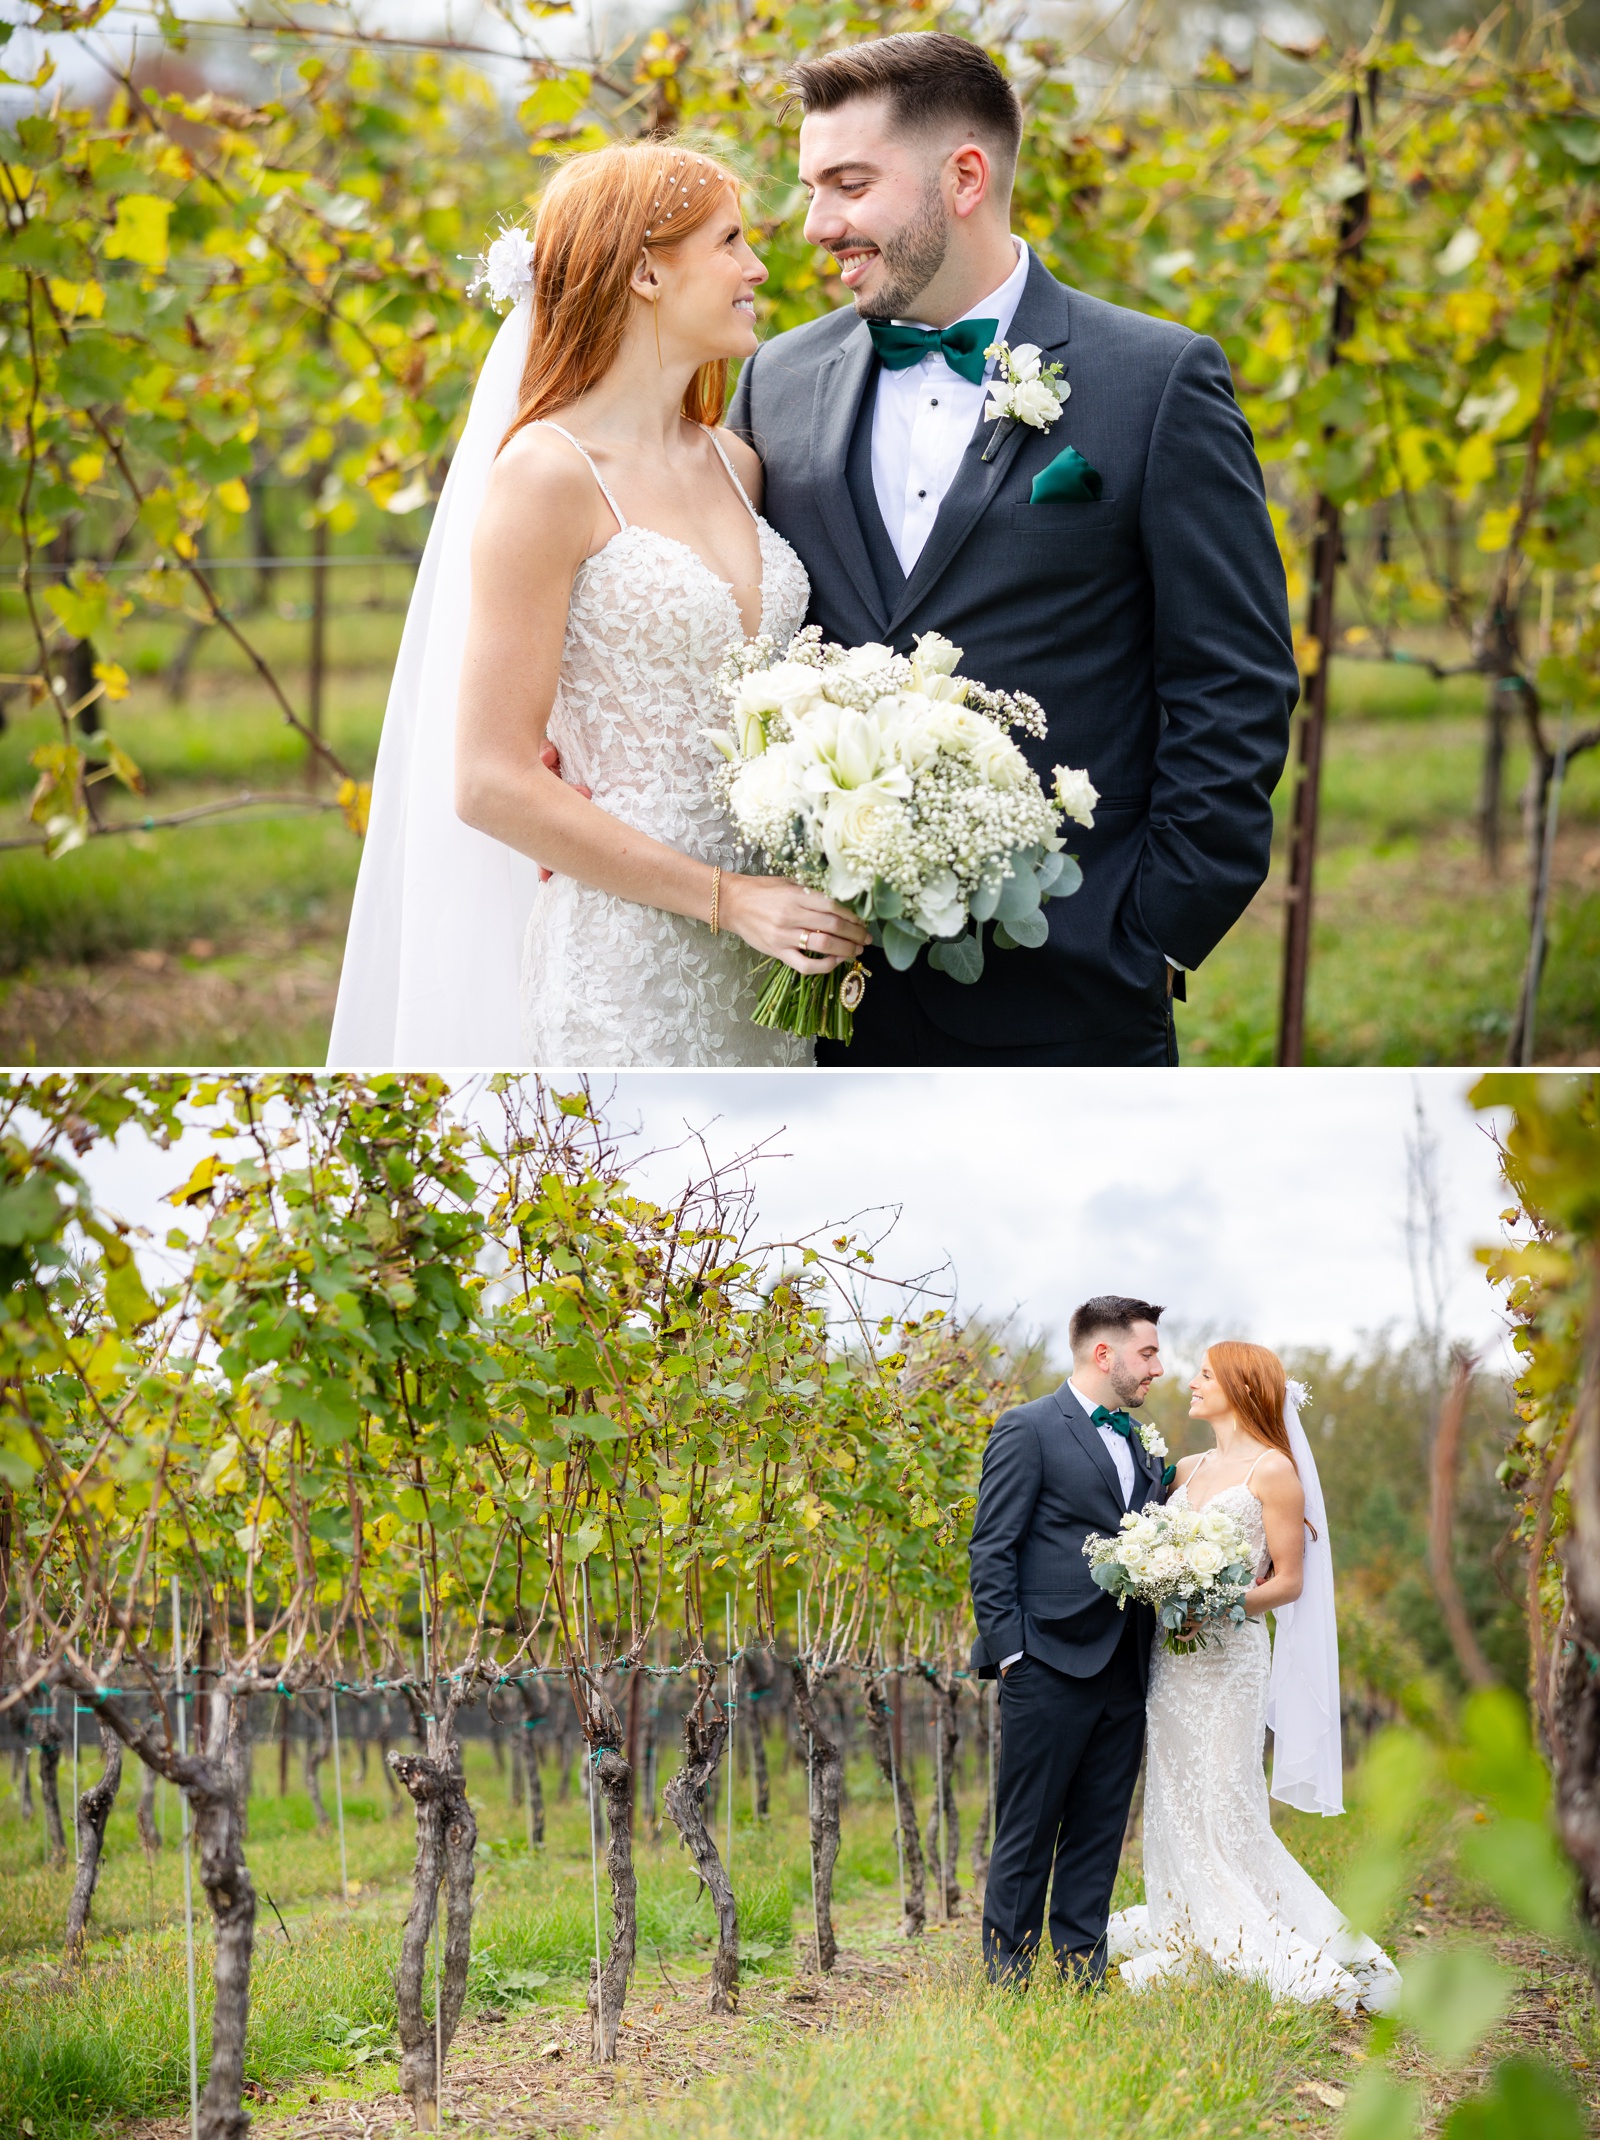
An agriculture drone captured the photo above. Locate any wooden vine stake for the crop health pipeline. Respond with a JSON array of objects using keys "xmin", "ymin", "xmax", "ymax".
[{"xmin": 1277, "ymin": 76, "xmax": 1374, "ymax": 1064}]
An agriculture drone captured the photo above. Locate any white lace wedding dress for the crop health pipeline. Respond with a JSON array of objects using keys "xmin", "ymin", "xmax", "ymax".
[
  {"xmin": 517, "ymin": 425, "xmax": 812, "ymax": 1067},
  {"xmin": 1108, "ymin": 1463, "xmax": 1402, "ymax": 2014}
]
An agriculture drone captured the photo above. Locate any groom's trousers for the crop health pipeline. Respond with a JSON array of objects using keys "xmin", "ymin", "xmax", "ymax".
[{"xmin": 983, "ymin": 1615, "xmax": 1148, "ymax": 1987}]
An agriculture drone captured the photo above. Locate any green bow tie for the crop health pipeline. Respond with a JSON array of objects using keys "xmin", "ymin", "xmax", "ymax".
[
  {"xmin": 866, "ymin": 317, "xmax": 998, "ymax": 386},
  {"xmin": 1091, "ymin": 1405, "xmax": 1134, "ymax": 1438}
]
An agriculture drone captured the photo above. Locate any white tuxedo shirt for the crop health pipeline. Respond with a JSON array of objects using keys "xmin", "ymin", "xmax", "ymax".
[{"xmin": 869, "ymin": 240, "xmax": 1030, "ymax": 575}]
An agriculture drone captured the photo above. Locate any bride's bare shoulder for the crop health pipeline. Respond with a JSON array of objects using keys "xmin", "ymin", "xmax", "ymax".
[
  {"xmin": 1253, "ymin": 1447, "xmax": 1303, "ymax": 1501},
  {"xmin": 475, "ymin": 422, "xmax": 606, "ymax": 571},
  {"xmin": 487, "ymin": 422, "xmax": 600, "ymax": 510}
]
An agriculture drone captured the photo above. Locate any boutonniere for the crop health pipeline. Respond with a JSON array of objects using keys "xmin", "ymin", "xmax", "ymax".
[
  {"xmin": 1135, "ymin": 1421, "xmax": 1168, "ymax": 1463},
  {"xmin": 980, "ymin": 340, "xmax": 1068, "ymax": 461}
]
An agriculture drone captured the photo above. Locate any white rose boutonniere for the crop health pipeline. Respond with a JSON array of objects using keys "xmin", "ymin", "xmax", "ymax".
[
  {"xmin": 1052, "ymin": 764, "xmax": 1099, "ymax": 830},
  {"xmin": 1136, "ymin": 1421, "xmax": 1168, "ymax": 1463},
  {"xmin": 984, "ymin": 340, "xmax": 1068, "ymax": 432}
]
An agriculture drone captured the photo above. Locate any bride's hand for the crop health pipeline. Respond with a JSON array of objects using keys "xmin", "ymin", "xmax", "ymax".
[{"xmin": 719, "ymin": 874, "xmax": 871, "ymax": 975}]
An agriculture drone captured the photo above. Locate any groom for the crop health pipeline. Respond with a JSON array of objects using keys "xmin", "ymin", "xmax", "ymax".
[
  {"xmin": 729, "ymin": 34, "xmax": 1298, "ymax": 1066},
  {"xmin": 969, "ymin": 1295, "xmax": 1170, "ymax": 1985}
]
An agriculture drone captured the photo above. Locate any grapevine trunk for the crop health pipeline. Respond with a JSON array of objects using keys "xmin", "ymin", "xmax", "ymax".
[{"xmin": 65, "ymin": 1720, "xmax": 123, "ymax": 1958}]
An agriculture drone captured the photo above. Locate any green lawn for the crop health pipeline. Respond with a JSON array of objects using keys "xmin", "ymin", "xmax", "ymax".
[{"xmin": 2, "ymin": 599, "xmax": 1596, "ymax": 1065}]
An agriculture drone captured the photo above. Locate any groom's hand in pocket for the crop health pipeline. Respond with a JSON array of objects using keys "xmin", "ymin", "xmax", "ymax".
[{"xmin": 536, "ymin": 741, "xmax": 592, "ymax": 883}]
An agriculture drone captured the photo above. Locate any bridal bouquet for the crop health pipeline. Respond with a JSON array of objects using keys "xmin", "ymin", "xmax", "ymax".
[
  {"xmin": 1083, "ymin": 1503, "xmax": 1255, "ymax": 1655},
  {"xmin": 708, "ymin": 627, "xmax": 1096, "ymax": 1042}
]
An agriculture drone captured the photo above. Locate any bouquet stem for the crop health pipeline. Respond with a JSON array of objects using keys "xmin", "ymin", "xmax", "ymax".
[{"xmin": 750, "ymin": 959, "xmax": 859, "ymax": 1043}]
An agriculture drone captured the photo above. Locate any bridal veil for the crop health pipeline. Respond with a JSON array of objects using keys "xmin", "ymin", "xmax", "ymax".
[
  {"xmin": 327, "ymin": 297, "xmax": 538, "ymax": 1067},
  {"xmin": 1267, "ymin": 1380, "xmax": 1345, "ymax": 1816}
]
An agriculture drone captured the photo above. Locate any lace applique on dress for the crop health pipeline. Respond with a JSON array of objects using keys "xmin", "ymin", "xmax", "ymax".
[
  {"xmin": 518, "ymin": 436, "xmax": 812, "ymax": 1068},
  {"xmin": 1107, "ymin": 1479, "xmax": 1402, "ymax": 2016}
]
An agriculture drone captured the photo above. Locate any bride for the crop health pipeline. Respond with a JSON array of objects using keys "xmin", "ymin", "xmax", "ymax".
[
  {"xmin": 1108, "ymin": 1342, "xmax": 1402, "ymax": 2014},
  {"xmin": 328, "ymin": 142, "xmax": 867, "ymax": 1067}
]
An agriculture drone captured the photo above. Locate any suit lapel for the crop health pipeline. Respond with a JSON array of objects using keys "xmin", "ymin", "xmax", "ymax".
[
  {"xmin": 885, "ymin": 259, "xmax": 1074, "ymax": 640},
  {"xmin": 810, "ymin": 321, "xmax": 889, "ymax": 634},
  {"xmin": 1052, "ymin": 1382, "xmax": 1126, "ymax": 1522}
]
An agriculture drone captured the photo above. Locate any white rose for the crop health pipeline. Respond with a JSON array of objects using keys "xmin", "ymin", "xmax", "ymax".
[
  {"xmin": 1010, "ymin": 377, "xmax": 1063, "ymax": 429},
  {"xmin": 1188, "ymin": 1540, "xmax": 1224, "ymax": 1579},
  {"xmin": 1053, "ymin": 764, "xmax": 1099, "ymax": 829},
  {"xmin": 1006, "ymin": 342, "xmax": 1044, "ymax": 382},
  {"xmin": 737, "ymin": 662, "xmax": 830, "ymax": 720},
  {"xmin": 915, "ymin": 702, "xmax": 996, "ymax": 757},
  {"xmin": 838, "ymin": 642, "xmax": 899, "ymax": 679},
  {"xmin": 911, "ymin": 631, "xmax": 962, "ymax": 676},
  {"xmin": 1148, "ymin": 1546, "xmax": 1183, "ymax": 1582},
  {"xmin": 912, "ymin": 868, "xmax": 966, "ymax": 939},
  {"xmin": 966, "ymin": 727, "xmax": 1032, "ymax": 790},
  {"xmin": 1138, "ymin": 1424, "xmax": 1168, "ymax": 1461},
  {"xmin": 821, "ymin": 783, "xmax": 907, "ymax": 899},
  {"xmin": 730, "ymin": 744, "xmax": 810, "ymax": 825}
]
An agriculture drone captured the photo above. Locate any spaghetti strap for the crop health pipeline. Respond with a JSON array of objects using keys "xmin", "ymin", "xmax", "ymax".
[
  {"xmin": 533, "ymin": 421, "xmax": 628, "ymax": 530},
  {"xmin": 705, "ymin": 427, "xmax": 759, "ymax": 523},
  {"xmin": 1242, "ymin": 1449, "xmax": 1269, "ymax": 1487}
]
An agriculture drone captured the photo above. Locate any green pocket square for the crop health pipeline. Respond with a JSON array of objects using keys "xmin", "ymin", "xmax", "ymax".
[{"xmin": 1030, "ymin": 446, "xmax": 1104, "ymax": 504}]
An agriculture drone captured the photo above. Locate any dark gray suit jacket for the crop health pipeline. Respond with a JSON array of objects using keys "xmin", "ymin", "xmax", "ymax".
[
  {"xmin": 968, "ymin": 1380, "xmax": 1167, "ymax": 1684},
  {"xmin": 729, "ymin": 255, "xmax": 1298, "ymax": 1056}
]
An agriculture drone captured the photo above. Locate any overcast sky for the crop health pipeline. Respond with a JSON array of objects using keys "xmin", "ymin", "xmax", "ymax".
[{"xmin": 75, "ymin": 1068, "xmax": 1516, "ymax": 1371}]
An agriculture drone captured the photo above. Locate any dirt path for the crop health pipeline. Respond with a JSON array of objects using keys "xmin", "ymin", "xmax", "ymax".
[{"xmin": 124, "ymin": 1913, "xmax": 933, "ymax": 2140}]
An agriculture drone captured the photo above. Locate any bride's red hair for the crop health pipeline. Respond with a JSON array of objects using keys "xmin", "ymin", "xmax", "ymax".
[
  {"xmin": 1206, "ymin": 1342, "xmax": 1293, "ymax": 1464},
  {"xmin": 500, "ymin": 139, "xmax": 743, "ymax": 451}
]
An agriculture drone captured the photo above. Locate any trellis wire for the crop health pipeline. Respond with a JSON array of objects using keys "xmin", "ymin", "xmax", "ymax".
[{"xmin": 171, "ymin": 1579, "xmax": 199, "ymax": 2140}]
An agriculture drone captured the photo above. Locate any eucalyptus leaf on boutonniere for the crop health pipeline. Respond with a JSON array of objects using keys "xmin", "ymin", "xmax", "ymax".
[{"xmin": 981, "ymin": 339, "xmax": 1068, "ymax": 460}]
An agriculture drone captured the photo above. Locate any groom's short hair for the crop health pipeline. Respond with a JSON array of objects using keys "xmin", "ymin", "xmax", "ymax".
[
  {"xmin": 1069, "ymin": 1296, "xmax": 1165, "ymax": 1354},
  {"xmin": 788, "ymin": 34, "xmax": 1024, "ymax": 178}
]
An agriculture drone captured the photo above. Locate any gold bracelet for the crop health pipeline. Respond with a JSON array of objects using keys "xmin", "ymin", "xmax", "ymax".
[{"xmin": 709, "ymin": 865, "xmax": 721, "ymax": 935}]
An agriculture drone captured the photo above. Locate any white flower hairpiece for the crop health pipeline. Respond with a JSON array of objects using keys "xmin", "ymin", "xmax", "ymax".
[
  {"xmin": 1285, "ymin": 1378, "xmax": 1312, "ymax": 1411},
  {"xmin": 469, "ymin": 223, "xmax": 535, "ymax": 311}
]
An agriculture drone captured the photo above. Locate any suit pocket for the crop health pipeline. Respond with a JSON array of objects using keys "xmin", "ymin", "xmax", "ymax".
[{"xmin": 1005, "ymin": 499, "xmax": 1119, "ymax": 529}]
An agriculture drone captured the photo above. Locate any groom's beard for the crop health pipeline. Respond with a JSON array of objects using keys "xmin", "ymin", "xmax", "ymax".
[
  {"xmin": 1107, "ymin": 1363, "xmax": 1152, "ymax": 1408},
  {"xmin": 838, "ymin": 179, "xmax": 950, "ymax": 320}
]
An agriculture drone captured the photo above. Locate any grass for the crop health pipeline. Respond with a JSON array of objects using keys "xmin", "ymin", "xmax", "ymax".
[
  {"xmin": 3, "ymin": 1717, "xmax": 1594, "ymax": 2140},
  {"xmin": 1, "ymin": 596, "xmax": 1597, "ymax": 1065},
  {"xmin": 0, "ymin": 1727, "xmax": 813, "ymax": 2140},
  {"xmin": 629, "ymin": 1949, "xmax": 1348, "ymax": 2140}
]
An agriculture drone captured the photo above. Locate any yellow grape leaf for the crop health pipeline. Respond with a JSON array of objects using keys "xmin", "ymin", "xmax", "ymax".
[
  {"xmin": 1396, "ymin": 425, "xmax": 1440, "ymax": 493},
  {"xmin": 103, "ymin": 194, "xmax": 173, "ymax": 274},
  {"xmin": 216, "ymin": 478, "xmax": 250, "ymax": 514},
  {"xmin": 46, "ymin": 578, "xmax": 109, "ymax": 641},
  {"xmin": 93, "ymin": 660, "xmax": 130, "ymax": 702},
  {"xmin": 101, "ymin": 738, "xmax": 144, "ymax": 793},
  {"xmin": 475, "ymin": 1494, "xmax": 497, "ymax": 1524},
  {"xmin": 1477, "ymin": 505, "xmax": 1519, "ymax": 554},
  {"xmin": 1294, "ymin": 630, "xmax": 1322, "ymax": 677},
  {"xmin": 49, "ymin": 277, "xmax": 105, "ymax": 319},
  {"xmin": 337, "ymin": 778, "xmax": 372, "ymax": 836},
  {"xmin": 1455, "ymin": 431, "xmax": 1495, "ymax": 492},
  {"xmin": 69, "ymin": 451, "xmax": 105, "ymax": 486},
  {"xmin": 1444, "ymin": 289, "xmax": 1496, "ymax": 341},
  {"xmin": 165, "ymin": 1152, "xmax": 221, "ymax": 1206}
]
